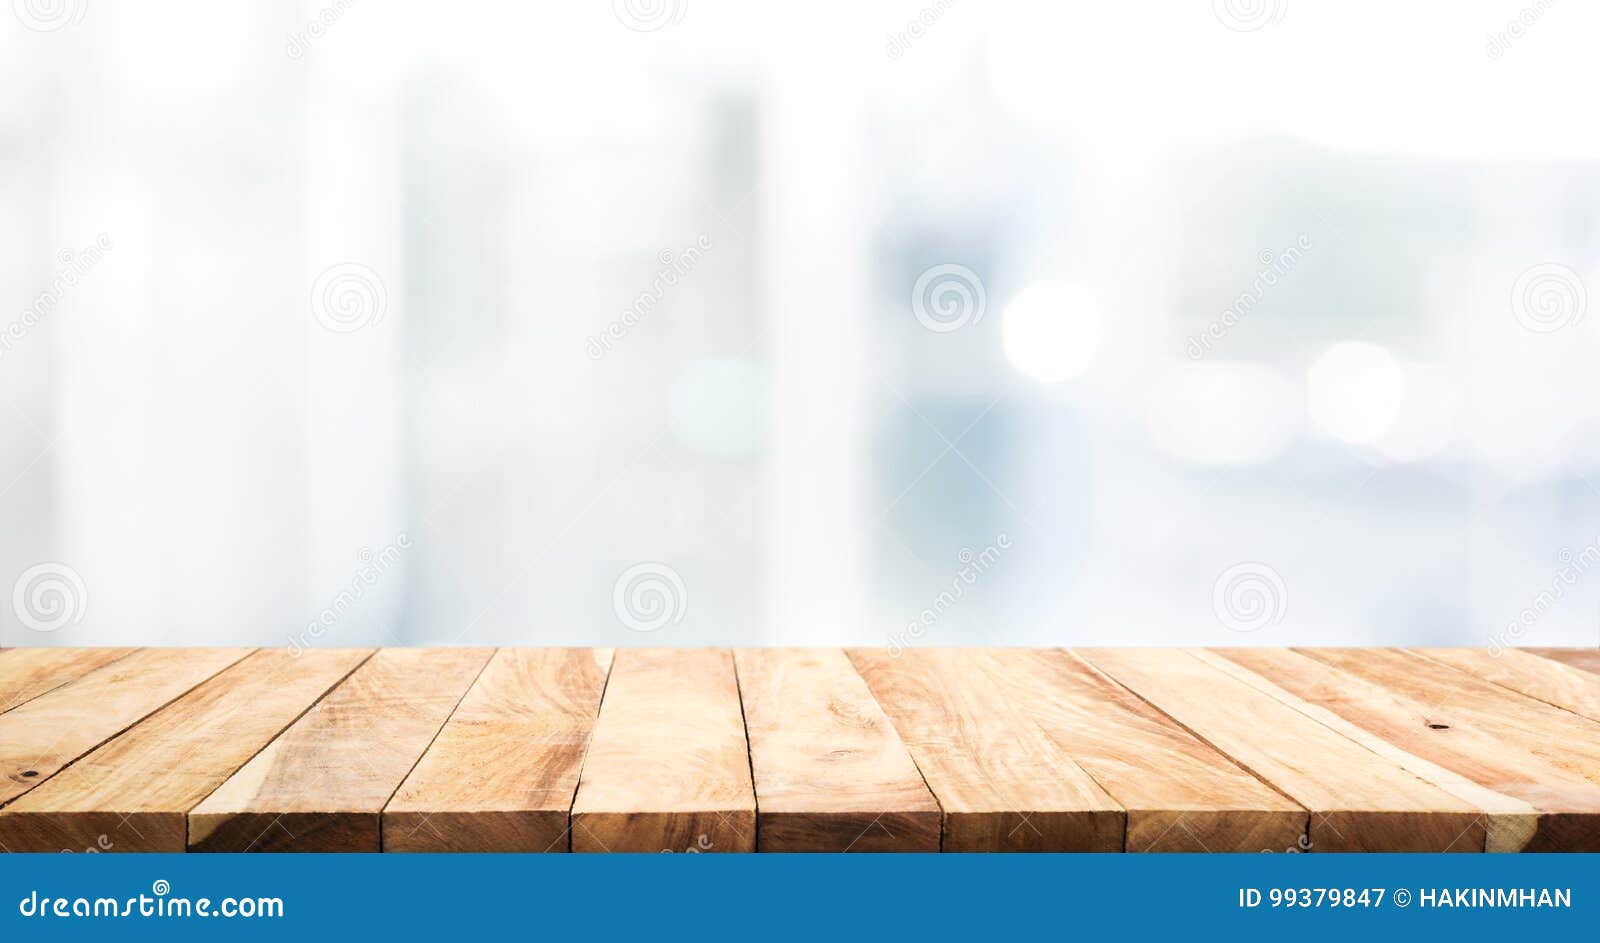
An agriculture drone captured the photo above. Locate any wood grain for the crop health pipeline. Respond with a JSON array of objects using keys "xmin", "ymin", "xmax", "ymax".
[
  {"xmin": 1080, "ymin": 648, "xmax": 1484, "ymax": 852},
  {"xmin": 1205, "ymin": 649, "xmax": 1550, "ymax": 852},
  {"xmin": 0, "ymin": 648, "xmax": 247, "ymax": 810},
  {"xmin": 188, "ymin": 648, "xmax": 491, "ymax": 852},
  {"xmin": 1301, "ymin": 648, "xmax": 1600, "ymax": 777},
  {"xmin": 0, "ymin": 647, "xmax": 132, "ymax": 714},
  {"xmin": 571, "ymin": 649, "xmax": 755, "ymax": 852},
  {"xmin": 0, "ymin": 648, "xmax": 369, "ymax": 852},
  {"xmin": 1415, "ymin": 648, "xmax": 1600, "ymax": 723},
  {"xmin": 849, "ymin": 649, "xmax": 1125, "ymax": 851},
  {"xmin": 1528, "ymin": 648, "xmax": 1600, "ymax": 676},
  {"xmin": 384, "ymin": 648, "xmax": 613, "ymax": 852},
  {"xmin": 736, "ymin": 648, "xmax": 939, "ymax": 851},
  {"xmin": 7, "ymin": 645, "xmax": 1599, "ymax": 854},
  {"xmin": 990, "ymin": 650, "xmax": 1307, "ymax": 852},
  {"xmin": 1282, "ymin": 647, "xmax": 1600, "ymax": 851}
]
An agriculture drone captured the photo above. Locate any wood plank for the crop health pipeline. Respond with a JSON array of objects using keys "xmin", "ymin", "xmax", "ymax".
[
  {"xmin": 188, "ymin": 647, "xmax": 491, "ymax": 852},
  {"xmin": 0, "ymin": 647, "xmax": 133, "ymax": 714},
  {"xmin": 849, "ymin": 648, "xmax": 1125, "ymax": 851},
  {"xmin": 384, "ymin": 648, "xmax": 613, "ymax": 852},
  {"xmin": 8, "ymin": 645, "xmax": 1592, "ymax": 855},
  {"xmin": 1287, "ymin": 647, "xmax": 1600, "ymax": 851},
  {"xmin": 1528, "ymin": 648, "xmax": 1600, "ymax": 676},
  {"xmin": 0, "ymin": 648, "xmax": 248, "ymax": 809},
  {"xmin": 570, "ymin": 649, "xmax": 755, "ymax": 852},
  {"xmin": 1301, "ymin": 648, "xmax": 1600, "ymax": 780},
  {"xmin": 1415, "ymin": 648, "xmax": 1600, "ymax": 722},
  {"xmin": 990, "ymin": 650, "xmax": 1306, "ymax": 851},
  {"xmin": 0, "ymin": 648, "xmax": 370, "ymax": 852},
  {"xmin": 1203, "ymin": 646, "xmax": 1542, "ymax": 851},
  {"xmin": 735, "ymin": 648, "xmax": 939, "ymax": 851},
  {"xmin": 1079, "ymin": 648, "xmax": 1484, "ymax": 852}
]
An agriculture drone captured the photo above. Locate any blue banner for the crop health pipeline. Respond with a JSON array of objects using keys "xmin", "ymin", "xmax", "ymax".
[{"xmin": 3, "ymin": 852, "xmax": 1593, "ymax": 941}]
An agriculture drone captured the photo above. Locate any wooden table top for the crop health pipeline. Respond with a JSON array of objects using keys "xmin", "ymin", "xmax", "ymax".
[{"xmin": 1, "ymin": 647, "xmax": 1598, "ymax": 853}]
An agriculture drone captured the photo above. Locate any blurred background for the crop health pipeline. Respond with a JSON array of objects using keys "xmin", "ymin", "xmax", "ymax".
[{"xmin": 3, "ymin": 0, "xmax": 1599, "ymax": 650}]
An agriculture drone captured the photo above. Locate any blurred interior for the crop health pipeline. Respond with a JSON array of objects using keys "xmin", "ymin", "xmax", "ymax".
[{"xmin": 4, "ymin": 0, "xmax": 1600, "ymax": 649}]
